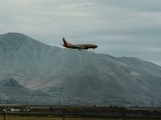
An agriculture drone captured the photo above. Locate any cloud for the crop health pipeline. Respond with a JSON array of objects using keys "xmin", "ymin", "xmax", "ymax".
[{"xmin": 0, "ymin": 0, "xmax": 161, "ymax": 66}]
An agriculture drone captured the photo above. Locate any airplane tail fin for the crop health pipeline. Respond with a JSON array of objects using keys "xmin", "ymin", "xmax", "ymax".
[{"xmin": 62, "ymin": 38, "xmax": 68, "ymax": 46}]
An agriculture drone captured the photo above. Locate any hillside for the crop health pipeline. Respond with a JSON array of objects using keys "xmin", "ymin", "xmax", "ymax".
[
  {"xmin": 0, "ymin": 78, "xmax": 54, "ymax": 104},
  {"xmin": 0, "ymin": 32, "xmax": 161, "ymax": 106}
]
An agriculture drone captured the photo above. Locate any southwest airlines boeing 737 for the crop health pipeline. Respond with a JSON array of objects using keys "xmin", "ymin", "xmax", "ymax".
[{"xmin": 61, "ymin": 38, "xmax": 98, "ymax": 51}]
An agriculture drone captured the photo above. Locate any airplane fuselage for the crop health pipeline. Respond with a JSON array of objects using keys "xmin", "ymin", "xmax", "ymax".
[
  {"xmin": 62, "ymin": 38, "xmax": 98, "ymax": 50},
  {"xmin": 74, "ymin": 44, "xmax": 98, "ymax": 49}
]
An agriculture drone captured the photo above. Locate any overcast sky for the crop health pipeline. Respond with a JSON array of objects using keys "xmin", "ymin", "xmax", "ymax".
[{"xmin": 0, "ymin": 0, "xmax": 161, "ymax": 66}]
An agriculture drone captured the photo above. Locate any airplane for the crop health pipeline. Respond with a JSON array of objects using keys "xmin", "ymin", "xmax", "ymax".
[{"xmin": 61, "ymin": 38, "xmax": 98, "ymax": 51}]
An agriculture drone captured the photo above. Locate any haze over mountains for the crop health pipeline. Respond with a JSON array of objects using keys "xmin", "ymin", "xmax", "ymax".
[{"xmin": 0, "ymin": 32, "xmax": 161, "ymax": 106}]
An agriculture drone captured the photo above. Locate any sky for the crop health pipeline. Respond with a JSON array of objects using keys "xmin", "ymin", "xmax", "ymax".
[{"xmin": 0, "ymin": 0, "xmax": 161, "ymax": 66}]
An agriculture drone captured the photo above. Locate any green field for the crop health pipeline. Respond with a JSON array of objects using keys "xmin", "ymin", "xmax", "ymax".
[
  {"xmin": 0, "ymin": 116, "xmax": 113, "ymax": 120},
  {"xmin": 0, "ymin": 116, "xmax": 158, "ymax": 120}
]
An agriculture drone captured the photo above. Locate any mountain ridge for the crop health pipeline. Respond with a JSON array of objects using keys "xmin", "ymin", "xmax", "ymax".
[{"xmin": 0, "ymin": 32, "xmax": 161, "ymax": 106}]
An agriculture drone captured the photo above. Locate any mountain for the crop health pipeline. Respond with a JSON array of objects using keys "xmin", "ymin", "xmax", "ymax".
[
  {"xmin": 0, "ymin": 32, "xmax": 161, "ymax": 106},
  {"xmin": 0, "ymin": 78, "xmax": 55, "ymax": 104}
]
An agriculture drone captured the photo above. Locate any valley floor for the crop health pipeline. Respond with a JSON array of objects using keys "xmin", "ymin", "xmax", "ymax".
[{"xmin": 1, "ymin": 105, "xmax": 161, "ymax": 120}]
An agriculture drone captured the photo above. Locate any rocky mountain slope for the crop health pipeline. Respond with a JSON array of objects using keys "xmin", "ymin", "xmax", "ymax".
[
  {"xmin": 0, "ymin": 32, "xmax": 161, "ymax": 106},
  {"xmin": 0, "ymin": 78, "xmax": 53, "ymax": 104}
]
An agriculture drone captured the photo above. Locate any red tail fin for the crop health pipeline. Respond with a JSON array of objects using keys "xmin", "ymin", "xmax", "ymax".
[{"xmin": 62, "ymin": 38, "xmax": 68, "ymax": 46}]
